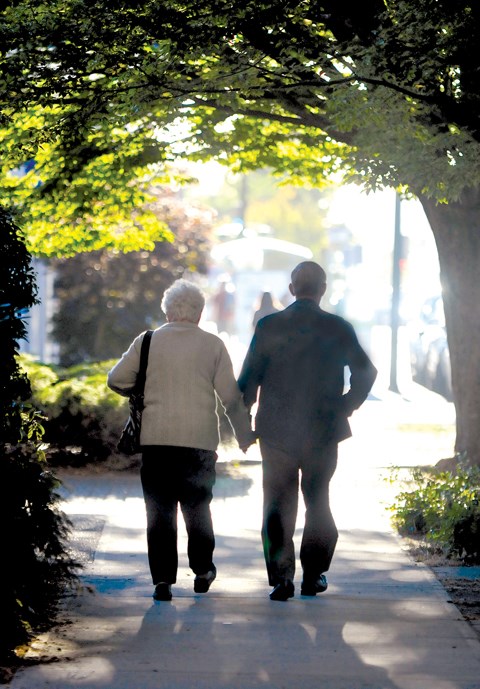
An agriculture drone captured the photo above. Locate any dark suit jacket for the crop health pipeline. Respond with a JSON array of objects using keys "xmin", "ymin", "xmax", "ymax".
[{"xmin": 238, "ymin": 299, "xmax": 377, "ymax": 453}]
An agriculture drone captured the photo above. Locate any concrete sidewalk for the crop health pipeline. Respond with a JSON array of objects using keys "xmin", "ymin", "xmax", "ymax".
[{"xmin": 10, "ymin": 392, "xmax": 480, "ymax": 689}]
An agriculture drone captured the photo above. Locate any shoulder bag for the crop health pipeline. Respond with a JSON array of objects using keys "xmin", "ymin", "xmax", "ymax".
[{"xmin": 117, "ymin": 330, "xmax": 153, "ymax": 455}]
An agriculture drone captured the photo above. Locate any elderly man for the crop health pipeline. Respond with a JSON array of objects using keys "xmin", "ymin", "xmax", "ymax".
[{"xmin": 238, "ymin": 261, "xmax": 377, "ymax": 601}]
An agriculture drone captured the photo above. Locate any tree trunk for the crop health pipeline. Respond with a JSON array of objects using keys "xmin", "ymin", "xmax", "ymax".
[{"xmin": 419, "ymin": 186, "xmax": 480, "ymax": 466}]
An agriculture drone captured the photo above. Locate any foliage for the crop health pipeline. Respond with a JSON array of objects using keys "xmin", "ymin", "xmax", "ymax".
[
  {"xmin": 51, "ymin": 187, "xmax": 213, "ymax": 365},
  {"xmin": 0, "ymin": 104, "xmax": 179, "ymax": 256},
  {"xmin": 1, "ymin": 413, "xmax": 79, "ymax": 660},
  {"xmin": 0, "ymin": 207, "xmax": 37, "ymax": 441},
  {"xmin": 0, "ymin": 209, "xmax": 78, "ymax": 661},
  {"xmin": 389, "ymin": 464, "xmax": 480, "ymax": 562},
  {"xmin": 2, "ymin": 0, "xmax": 480, "ymax": 227},
  {"xmin": 19, "ymin": 355, "xmax": 128, "ymax": 466},
  {"xmin": 1, "ymin": 0, "xmax": 479, "ymax": 257}
]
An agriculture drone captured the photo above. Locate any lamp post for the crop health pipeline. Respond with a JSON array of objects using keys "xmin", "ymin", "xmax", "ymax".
[{"xmin": 390, "ymin": 193, "xmax": 402, "ymax": 393}]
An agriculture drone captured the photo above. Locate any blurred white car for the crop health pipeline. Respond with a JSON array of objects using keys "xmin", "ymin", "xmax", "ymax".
[{"xmin": 409, "ymin": 296, "xmax": 452, "ymax": 401}]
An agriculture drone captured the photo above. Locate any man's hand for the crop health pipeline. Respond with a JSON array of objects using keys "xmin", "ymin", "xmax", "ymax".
[{"xmin": 239, "ymin": 436, "xmax": 257, "ymax": 453}]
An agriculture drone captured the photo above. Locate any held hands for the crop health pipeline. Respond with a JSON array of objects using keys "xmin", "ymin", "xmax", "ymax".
[{"xmin": 239, "ymin": 434, "xmax": 257, "ymax": 454}]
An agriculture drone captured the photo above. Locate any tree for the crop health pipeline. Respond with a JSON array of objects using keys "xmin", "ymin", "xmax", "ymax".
[
  {"xmin": 2, "ymin": 1, "xmax": 480, "ymax": 463},
  {"xmin": 52, "ymin": 187, "xmax": 213, "ymax": 365}
]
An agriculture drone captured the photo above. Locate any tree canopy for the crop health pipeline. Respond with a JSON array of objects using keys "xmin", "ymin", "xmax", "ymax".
[
  {"xmin": 2, "ymin": 0, "xmax": 480, "ymax": 256},
  {"xmin": 52, "ymin": 187, "xmax": 213, "ymax": 364}
]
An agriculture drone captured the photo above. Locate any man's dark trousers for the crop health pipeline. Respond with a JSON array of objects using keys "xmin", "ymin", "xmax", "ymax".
[
  {"xmin": 140, "ymin": 446, "xmax": 217, "ymax": 585},
  {"xmin": 260, "ymin": 439, "xmax": 338, "ymax": 586}
]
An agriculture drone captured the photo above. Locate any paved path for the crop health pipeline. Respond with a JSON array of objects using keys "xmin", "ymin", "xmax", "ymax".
[{"xmin": 10, "ymin": 390, "xmax": 480, "ymax": 689}]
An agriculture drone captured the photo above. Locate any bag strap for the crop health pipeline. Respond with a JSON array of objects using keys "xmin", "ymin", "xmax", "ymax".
[{"xmin": 136, "ymin": 330, "xmax": 153, "ymax": 393}]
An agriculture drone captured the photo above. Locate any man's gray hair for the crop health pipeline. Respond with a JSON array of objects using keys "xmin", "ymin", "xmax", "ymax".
[{"xmin": 161, "ymin": 279, "xmax": 205, "ymax": 323}]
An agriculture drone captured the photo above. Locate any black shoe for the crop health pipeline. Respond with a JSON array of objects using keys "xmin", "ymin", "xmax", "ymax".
[
  {"xmin": 153, "ymin": 582, "xmax": 172, "ymax": 601},
  {"xmin": 194, "ymin": 566, "xmax": 217, "ymax": 593},
  {"xmin": 301, "ymin": 574, "xmax": 328, "ymax": 596},
  {"xmin": 269, "ymin": 579, "xmax": 295, "ymax": 601}
]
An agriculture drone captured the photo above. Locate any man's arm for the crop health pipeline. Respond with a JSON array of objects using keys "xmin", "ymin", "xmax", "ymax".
[
  {"xmin": 237, "ymin": 328, "xmax": 265, "ymax": 410},
  {"xmin": 342, "ymin": 325, "xmax": 377, "ymax": 415}
]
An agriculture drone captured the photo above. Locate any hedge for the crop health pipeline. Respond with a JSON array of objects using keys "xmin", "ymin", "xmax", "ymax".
[{"xmin": 19, "ymin": 355, "xmax": 130, "ymax": 467}]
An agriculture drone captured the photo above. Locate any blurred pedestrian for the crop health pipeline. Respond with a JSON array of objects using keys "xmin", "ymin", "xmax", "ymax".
[
  {"xmin": 211, "ymin": 280, "xmax": 236, "ymax": 335},
  {"xmin": 252, "ymin": 291, "xmax": 281, "ymax": 329},
  {"xmin": 238, "ymin": 262, "xmax": 377, "ymax": 601},
  {"xmin": 108, "ymin": 279, "xmax": 255, "ymax": 601}
]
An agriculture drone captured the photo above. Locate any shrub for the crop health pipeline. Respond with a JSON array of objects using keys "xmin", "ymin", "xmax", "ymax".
[
  {"xmin": 1, "ymin": 208, "xmax": 78, "ymax": 663},
  {"xmin": 19, "ymin": 355, "xmax": 129, "ymax": 466},
  {"xmin": 389, "ymin": 463, "xmax": 480, "ymax": 563},
  {"xmin": 1, "ymin": 412, "xmax": 79, "ymax": 660}
]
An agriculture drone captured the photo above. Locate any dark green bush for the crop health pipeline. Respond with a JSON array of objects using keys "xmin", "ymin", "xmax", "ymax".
[
  {"xmin": 1, "ymin": 208, "xmax": 78, "ymax": 663},
  {"xmin": 2, "ymin": 413, "xmax": 79, "ymax": 659},
  {"xmin": 389, "ymin": 464, "xmax": 480, "ymax": 562},
  {"xmin": 19, "ymin": 355, "xmax": 129, "ymax": 466}
]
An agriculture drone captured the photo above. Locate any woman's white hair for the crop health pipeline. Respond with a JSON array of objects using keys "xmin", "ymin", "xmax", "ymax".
[{"xmin": 161, "ymin": 279, "xmax": 205, "ymax": 323}]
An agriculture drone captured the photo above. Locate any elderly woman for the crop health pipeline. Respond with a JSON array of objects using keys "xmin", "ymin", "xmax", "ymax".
[{"xmin": 108, "ymin": 279, "xmax": 254, "ymax": 601}]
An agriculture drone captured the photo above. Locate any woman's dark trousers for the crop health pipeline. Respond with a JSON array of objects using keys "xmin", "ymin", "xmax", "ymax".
[{"xmin": 140, "ymin": 446, "xmax": 217, "ymax": 585}]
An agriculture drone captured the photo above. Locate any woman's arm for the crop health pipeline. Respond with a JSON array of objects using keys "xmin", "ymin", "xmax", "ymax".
[{"xmin": 107, "ymin": 333, "xmax": 144, "ymax": 396}]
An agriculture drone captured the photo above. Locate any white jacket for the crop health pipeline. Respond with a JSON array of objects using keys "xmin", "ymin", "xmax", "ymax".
[{"xmin": 107, "ymin": 322, "xmax": 254, "ymax": 452}]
